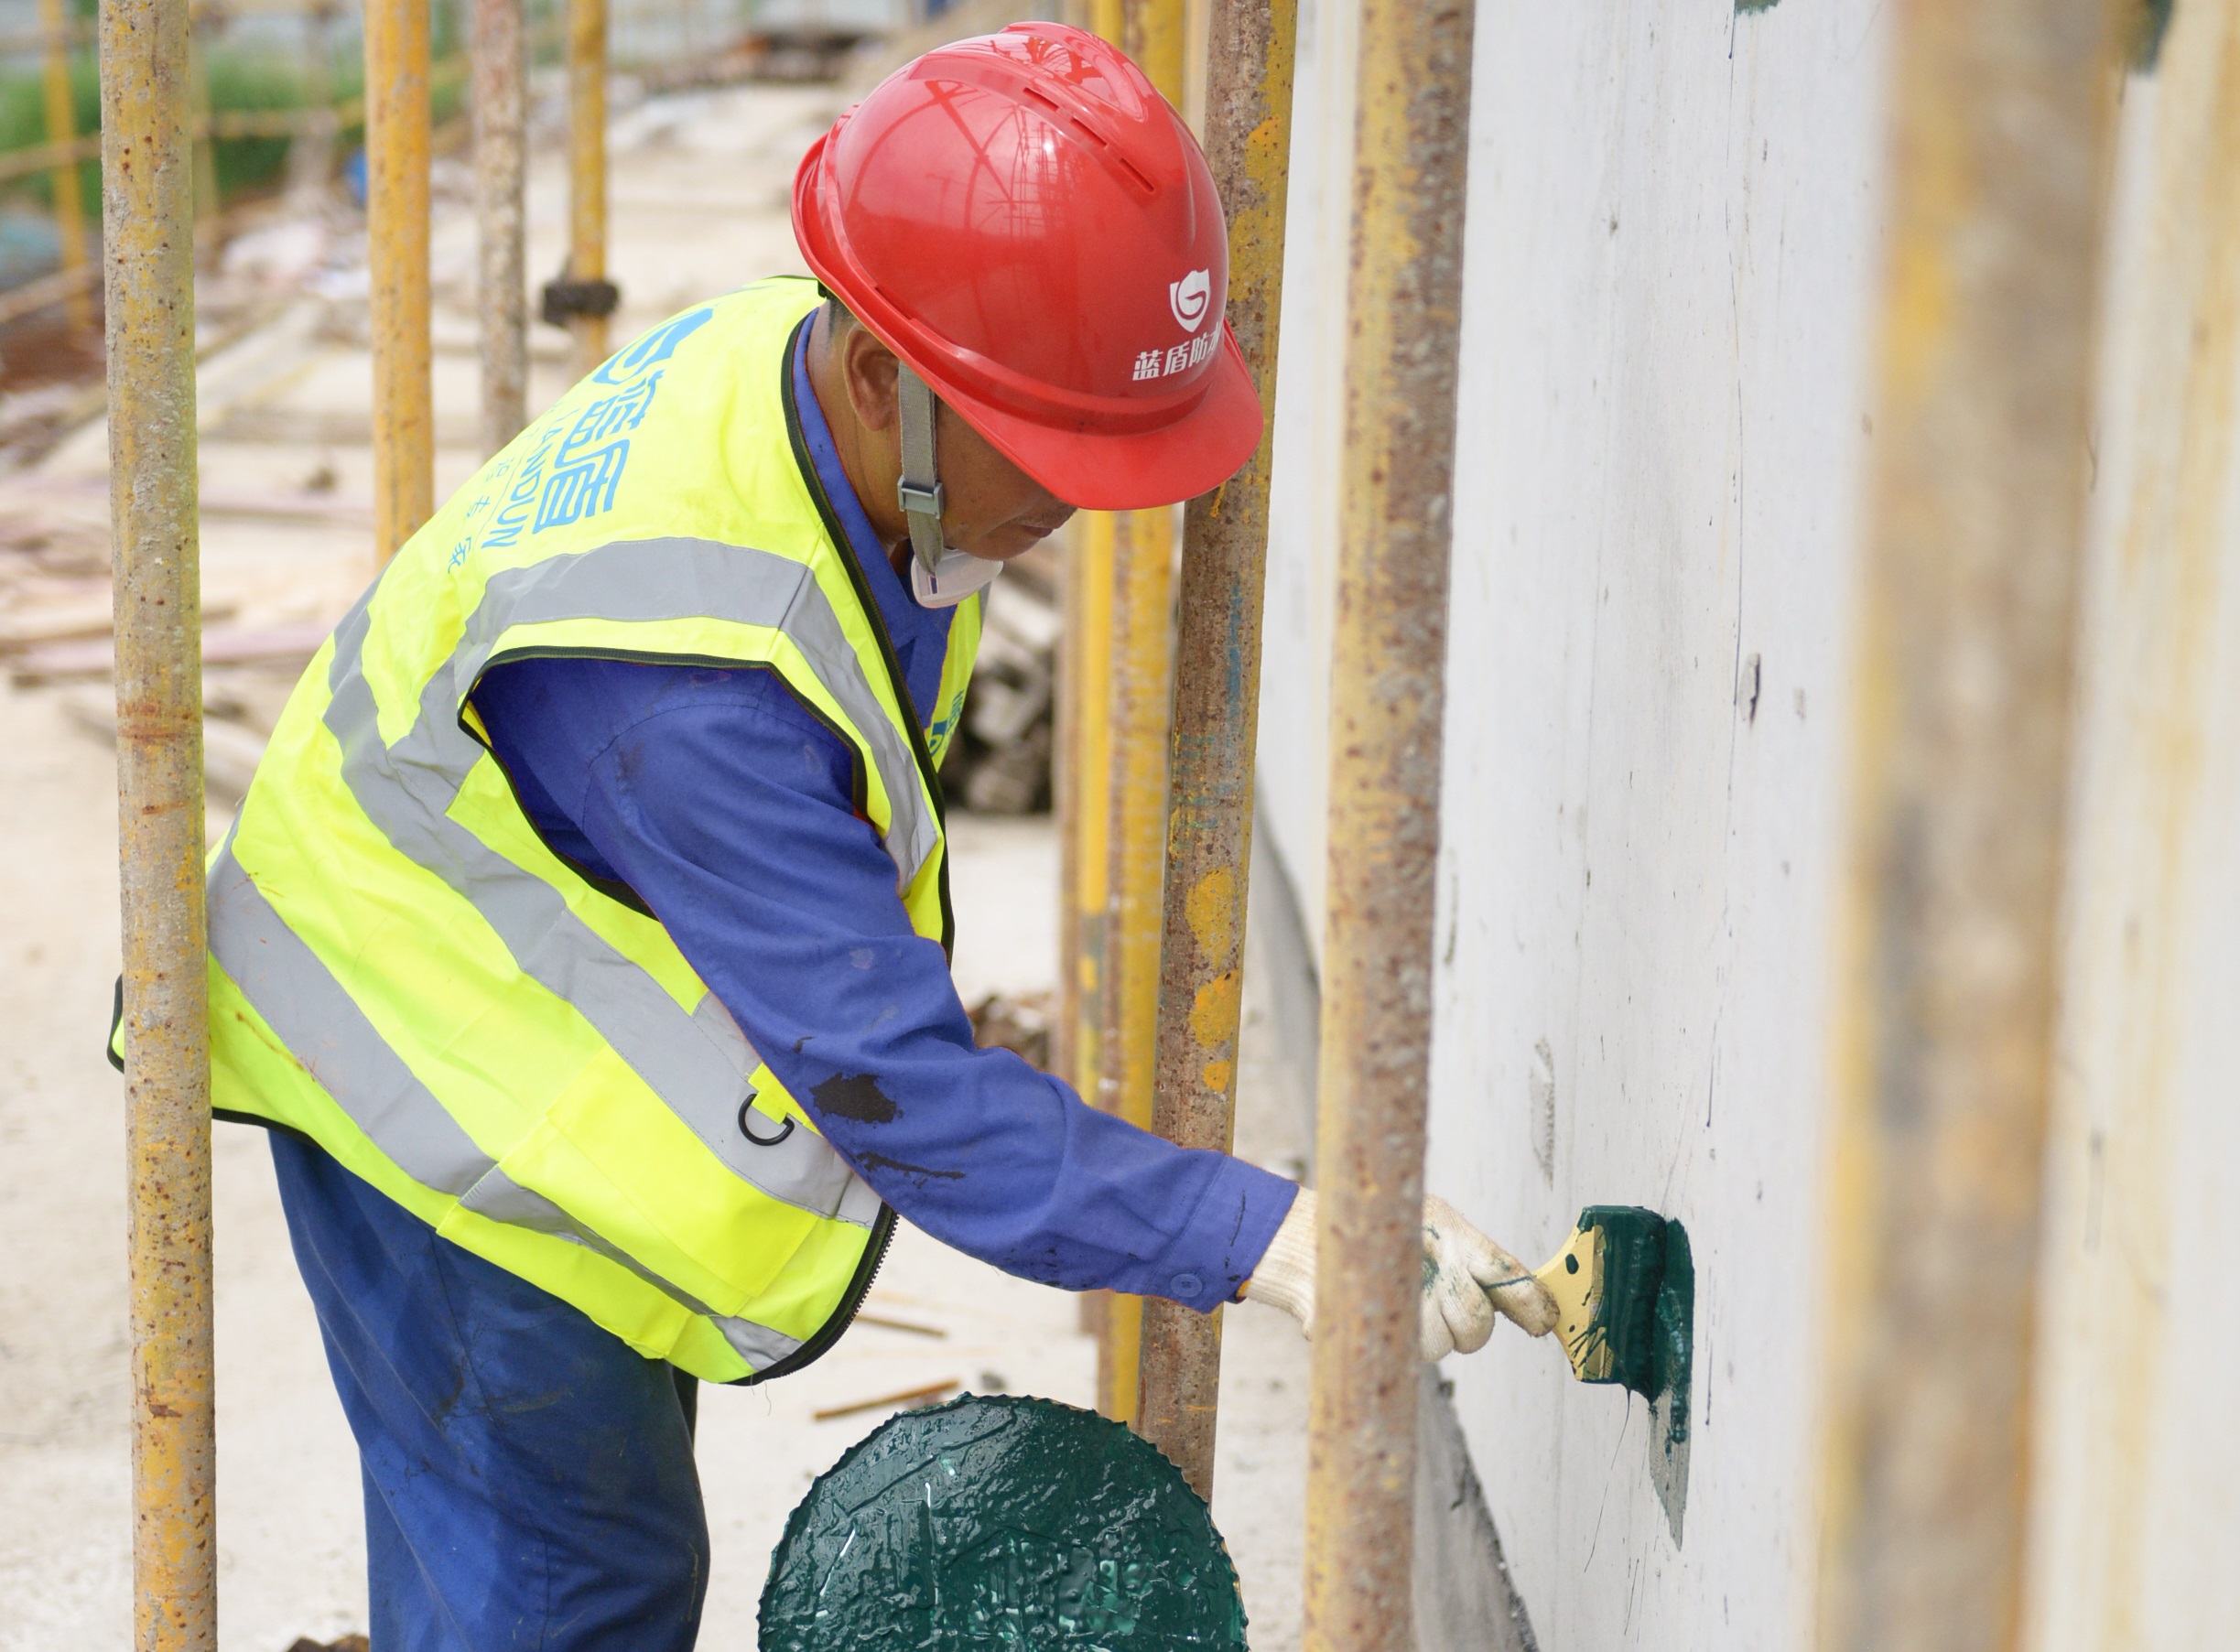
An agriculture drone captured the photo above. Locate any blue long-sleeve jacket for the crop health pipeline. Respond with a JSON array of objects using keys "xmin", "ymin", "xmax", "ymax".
[{"xmin": 466, "ymin": 328, "xmax": 1295, "ymax": 1312}]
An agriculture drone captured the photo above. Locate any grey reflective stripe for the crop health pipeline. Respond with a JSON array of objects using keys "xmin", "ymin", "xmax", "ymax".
[
  {"xmin": 211, "ymin": 841, "xmax": 810, "ymax": 1373},
  {"xmin": 448, "ymin": 538, "xmax": 938, "ymax": 885},
  {"xmin": 210, "ymin": 843, "xmax": 489, "ymax": 1195},
  {"xmin": 458, "ymin": 1165, "xmax": 803, "ymax": 1370},
  {"xmin": 313, "ymin": 538, "xmax": 914, "ymax": 1227}
]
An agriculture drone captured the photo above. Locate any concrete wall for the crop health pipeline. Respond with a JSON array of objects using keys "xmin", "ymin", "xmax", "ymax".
[
  {"xmin": 1259, "ymin": 2, "xmax": 1885, "ymax": 1643},
  {"xmin": 1257, "ymin": 1, "xmax": 2240, "ymax": 1645}
]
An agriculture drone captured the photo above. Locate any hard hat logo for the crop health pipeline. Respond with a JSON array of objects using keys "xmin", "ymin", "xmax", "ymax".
[{"xmin": 1170, "ymin": 269, "xmax": 1213, "ymax": 334}]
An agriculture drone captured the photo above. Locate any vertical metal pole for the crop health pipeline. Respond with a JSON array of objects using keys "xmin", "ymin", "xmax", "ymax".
[
  {"xmin": 284, "ymin": 2, "xmax": 340, "ymax": 206},
  {"xmin": 40, "ymin": 0, "xmax": 92, "ymax": 329},
  {"xmin": 1125, "ymin": 0, "xmax": 1185, "ymax": 105},
  {"xmin": 1135, "ymin": 0, "xmax": 1297, "ymax": 1501},
  {"xmin": 1815, "ymin": 4, "xmax": 2115, "ymax": 1650},
  {"xmin": 566, "ymin": 0, "xmax": 609, "ymax": 381},
  {"xmin": 367, "ymin": 0, "xmax": 433, "ymax": 560},
  {"xmin": 473, "ymin": 0, "xmax": 527, "ymax": 454},
  {"xmin": 99, "ymin": 0, "xmax": 213, "ymax": 1643},
  {"xmin": 1071, "ymin": 509, "xmax": 1118, "ymax": 1372},
  {"xmin": 1056, "ymin": 528, "xmax": 1083, "ymax": 1095},
  {"xmin": 1299, "ymin": 0, "xmax": 1472, "ymax": 1637},
  {"xmin": 1098, "ymin": 492, "xmax": 1173, "ymax": 1431},
  {"xmin": 1099, "ymin": 0, "xmax": 1188, "ymax": 1434},
  {"xmin": 1068, "ymin": 0, "xmax": 1122, "ymax": 1377}
]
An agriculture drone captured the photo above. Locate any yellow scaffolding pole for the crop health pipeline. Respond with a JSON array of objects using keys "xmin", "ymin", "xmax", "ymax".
[
  {"xmin": 366, "ymin": 0, "xmax": 433, "ymax": 560},
  {"xmin": 1092, "ymin": 0, "xmax": 1188, "ymax": 1431},
  {"xmin": 99, "ymin": 0, "xmax": 214, "ymax": 1643},
  {"xmin": 1134, "ymin": 0, "xmax": 1298, "ymax": 1500},
  {"xmin": 38, "ymin": 0, "xmax": 92, "ymax": 330},
  {"xmin": 1300, "ymin": 0, "xmax": 1474, "ymax": 1636},
  {"xmin": 1814, "ymin": 3, "xmax": 2116, "ymax": 1649},
  {"xmin": 564, "ymin": 0, "xmax": 610, "ymax": 381},
  {"xmin": 1067, "ymin": 507, "xmax": 1118, "ymax": 1375}
]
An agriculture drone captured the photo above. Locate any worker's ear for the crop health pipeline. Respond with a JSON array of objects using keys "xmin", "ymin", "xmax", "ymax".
[{"xmin": 840, "ymin": 326, "xmax": 902, "ymax": 433}]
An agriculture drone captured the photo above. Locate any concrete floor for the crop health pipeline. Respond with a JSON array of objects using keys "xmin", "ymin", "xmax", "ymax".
[{"xmin": 0, "ymin": 75, "xmax": 1310, "ymax": 1652}]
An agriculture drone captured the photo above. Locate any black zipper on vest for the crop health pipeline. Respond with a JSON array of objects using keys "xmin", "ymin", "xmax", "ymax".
[{"xmin": 734, "ymin": 1204, "xmax": 895, "ymax": 1387}]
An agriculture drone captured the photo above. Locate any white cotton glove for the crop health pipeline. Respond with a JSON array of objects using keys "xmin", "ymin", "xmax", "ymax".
[{"xmin": 1242, "ymin": 1187, "xmax": 1558, "ymax": 1360}]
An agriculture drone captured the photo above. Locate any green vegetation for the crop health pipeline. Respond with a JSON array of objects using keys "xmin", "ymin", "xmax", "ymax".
[{"xmin": 0, "ymin": 27, "xmax": 473, "ymax": 222}]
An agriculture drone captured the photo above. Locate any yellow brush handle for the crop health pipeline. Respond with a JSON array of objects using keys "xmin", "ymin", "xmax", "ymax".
[{"xmin": 1532, "ymin": 1224, "xmax": 1613, "ymax": 1382}]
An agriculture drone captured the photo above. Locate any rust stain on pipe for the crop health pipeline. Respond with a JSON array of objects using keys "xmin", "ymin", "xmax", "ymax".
[
  {"xmin": 1136, "ymin": 0, "xmax": 1298, "ymax": 1502},
  {"xmin": 99, "ymin": 0, "xmax": 214, "ymax": 1639},
  {"xmin": 1815, "ymin": 1, "xmax": 2116, "ymax": 1648},
  {"xmin": 1300, "ymin": 0, "xmax": 1473, "ymax": 1639},
  {"xmin": 366, "ymin": 0, "xmax": 432, "ymax": 559}
]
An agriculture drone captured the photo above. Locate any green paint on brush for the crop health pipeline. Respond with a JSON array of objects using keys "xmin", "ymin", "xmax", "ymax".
[{"xmin": 1574, "ymin": 1205, "xmax": 1670, "ymax": 1397}]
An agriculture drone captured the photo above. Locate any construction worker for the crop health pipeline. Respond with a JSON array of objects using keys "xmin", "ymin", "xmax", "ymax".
[{"xmin": 164, "ymin": 25, "xmax": 1553, "ymax": 1647}]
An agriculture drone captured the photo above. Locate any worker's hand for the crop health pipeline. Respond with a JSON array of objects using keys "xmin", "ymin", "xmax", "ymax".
[
  {"xmin": 1419, "ymin": 1194, "xmax": 1558, "ymax": 1358},
  {"xmin": 1241, "ymin": 1188, "xmax": 1558, "ymax": 1359}
]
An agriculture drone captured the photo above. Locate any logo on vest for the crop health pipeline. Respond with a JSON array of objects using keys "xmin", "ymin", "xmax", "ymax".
[
  {"xmin": 452, "ymin": 307, "xmax": 715, "ymax": 565},
  {"xmin": 1169, "ymin": 268, "xmax": 1211, "ymax": 333}
]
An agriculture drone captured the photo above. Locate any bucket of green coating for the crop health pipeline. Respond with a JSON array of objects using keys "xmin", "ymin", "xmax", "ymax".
[{"xmin": 760, "ymin": 1393, "xmax": 1249, "ymax": 1648}]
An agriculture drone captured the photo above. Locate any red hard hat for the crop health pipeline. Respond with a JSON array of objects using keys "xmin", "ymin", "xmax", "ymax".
[{"xmin": 792, "ymin": 22, "xmax": 1262, "ymax": 512}]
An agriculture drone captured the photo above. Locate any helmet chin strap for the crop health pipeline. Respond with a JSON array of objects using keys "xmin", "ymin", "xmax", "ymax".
[
  {"xmin": 894, "ymin": 361, "xmax": 1003, "ymax": 610},
  {"xmin": 894, "ymin": 362, "xmax": 948, "ymax": 578}
]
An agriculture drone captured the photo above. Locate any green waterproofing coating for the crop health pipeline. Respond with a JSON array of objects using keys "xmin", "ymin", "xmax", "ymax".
[
  {"xmin": 1575, "ymin": 1206, "xmax": 1694, "ymax": 1543},
  {"xmin": 761, "ymin": 1394, "xmax": 1248, "ymax": 1648}
]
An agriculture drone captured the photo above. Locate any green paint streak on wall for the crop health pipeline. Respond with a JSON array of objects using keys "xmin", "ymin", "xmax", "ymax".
[
  {"xmin": 1648, "ymin": 1223, "xmax": 1694, "ymax": 1545},
  {"xmin": 1736, "ymin": 0, "xmax": 1782, "ymax": 15},
  {"xmin": 2134, "ymin": 0, "xmax": 2175, "ymax": 70}
]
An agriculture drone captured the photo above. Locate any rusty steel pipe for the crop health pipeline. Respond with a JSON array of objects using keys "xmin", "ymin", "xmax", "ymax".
[
  {"xmin": 366, "ymin": 0, "xmax": 432, "ymax": 559},
  {"xmin": 1134, "ymin": 0, "xmax": 1298, "ymax": 1502},
  {"xmin": 1299, "ymin": 0, "xmax": 1474, "ymax": 1638},
  {"xmin": 99, "ymin": 0, "xmax": 214, "ymax": 1641},
  {"xmin": 472, "ymin": 0, "xmax": 526, "ymax": 455},
  {"xmin": 1814, "ymin": 2, "xmax": 2116, "ymax": 1649},
  {"xmin": 565, "ymin": 0, "xmax": 609, "ymax": 382}
]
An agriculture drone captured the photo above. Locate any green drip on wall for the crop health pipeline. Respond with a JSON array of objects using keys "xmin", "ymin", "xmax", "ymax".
[{"xmin": 2134, "ymin": 0, "xmax": 2175, "ymax": 70}]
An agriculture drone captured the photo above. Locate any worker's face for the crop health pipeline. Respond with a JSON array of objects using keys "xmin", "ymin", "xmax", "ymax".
[{"xmin": 837, "ymin": 320, "xmax": 1077, "ymax": 562}]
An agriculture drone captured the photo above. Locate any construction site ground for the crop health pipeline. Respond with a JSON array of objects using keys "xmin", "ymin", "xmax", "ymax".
[{"xmin": 0, "ymin": 77, "xmax": 1309, "ymax": 1650}]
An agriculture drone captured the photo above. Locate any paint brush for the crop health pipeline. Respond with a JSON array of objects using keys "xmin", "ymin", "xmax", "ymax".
[{"xmin": 1524, "ymin": 1204, "xmax": 1696, "ymax": 1538}]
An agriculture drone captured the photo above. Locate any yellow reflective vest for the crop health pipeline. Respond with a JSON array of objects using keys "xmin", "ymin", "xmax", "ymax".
[{"xmin": 191, "ymin": 278, "xmax": 981, "ymax": 1383}]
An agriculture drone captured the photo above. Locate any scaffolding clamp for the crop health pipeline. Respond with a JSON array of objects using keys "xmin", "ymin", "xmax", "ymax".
[{"xmin": 541, "ymin": 275, "xmax": 621, "ymax": 328}]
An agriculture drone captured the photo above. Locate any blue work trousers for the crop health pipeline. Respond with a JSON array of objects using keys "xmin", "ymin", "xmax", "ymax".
[{"xmin": 270, "ymin": 1131, "xmax": 710, "ymax": 1651}]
